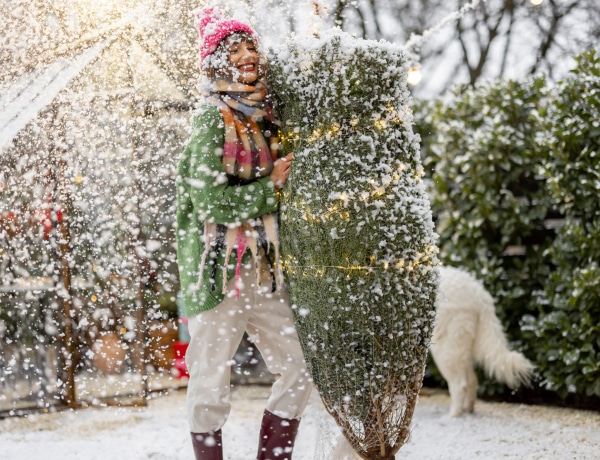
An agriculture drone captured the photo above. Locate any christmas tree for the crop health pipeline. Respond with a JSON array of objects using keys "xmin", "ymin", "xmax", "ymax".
[{"xmin": 269, "ymin": 29, "xmax": 439, "ymax": 459}]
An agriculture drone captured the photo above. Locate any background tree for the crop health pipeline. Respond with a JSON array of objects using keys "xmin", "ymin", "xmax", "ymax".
[{"xmin": 307, "ymin": 0, "xmax": 600, "ymax": 96}]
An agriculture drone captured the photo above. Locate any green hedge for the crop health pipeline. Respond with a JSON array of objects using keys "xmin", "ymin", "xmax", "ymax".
[
  {"xmin": 416, "ymin": 50, "xmax": 600, "ymax": 401},
  {"xmin": 522, "ymin": 51, "xmax": 600, "ymax": 399}
]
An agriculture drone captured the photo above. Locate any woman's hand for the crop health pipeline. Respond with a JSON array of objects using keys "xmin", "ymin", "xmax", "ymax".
[{"xmin": 269, "ymin": 152, "xmax": 294, "ymax": 190}]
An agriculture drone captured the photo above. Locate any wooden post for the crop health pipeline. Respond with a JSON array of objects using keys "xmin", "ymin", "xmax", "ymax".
[{"xmin": 51, "ymin": 103, "xmax": 77, "ymax": 409}]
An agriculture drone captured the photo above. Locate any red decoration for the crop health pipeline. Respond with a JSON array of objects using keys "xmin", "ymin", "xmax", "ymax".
[{"xmin": 171, "ymin": 341, "xmax": 189, "ymax": 379}]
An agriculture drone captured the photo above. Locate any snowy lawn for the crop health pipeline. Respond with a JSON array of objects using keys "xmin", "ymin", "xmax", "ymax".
[{"xmin": 1, "ymin": 385, "xmax": 598, "ymax": 460}]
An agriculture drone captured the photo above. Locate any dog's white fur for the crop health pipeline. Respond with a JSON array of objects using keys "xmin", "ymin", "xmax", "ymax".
[{"xmin": 430, "ymin": 266, "xmax": 535, "ymax": 417}]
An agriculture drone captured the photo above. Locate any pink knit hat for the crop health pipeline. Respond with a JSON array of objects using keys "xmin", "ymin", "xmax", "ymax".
[{"xmin": 195, "ymin": 7, "xmax": 257, "ymax": 66}]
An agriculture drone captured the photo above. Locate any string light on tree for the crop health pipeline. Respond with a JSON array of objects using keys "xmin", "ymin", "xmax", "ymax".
[
  {"xmin": 407, "ymin": 66, "xmax": 422, "ymax": 86},
  {"xmin": 530, "ymin": 0, "xmax": 544, "ymax": 5}
]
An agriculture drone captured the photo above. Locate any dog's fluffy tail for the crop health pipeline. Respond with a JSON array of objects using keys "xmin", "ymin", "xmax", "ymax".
[{"xmin": 474, "ymin": 294, "xmax": 535, "ymax": 389}]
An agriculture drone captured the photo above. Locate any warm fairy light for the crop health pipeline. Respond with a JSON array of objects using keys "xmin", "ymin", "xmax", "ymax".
[
  {"xmin": 301, "ymin": 211, "xmax": 321, "ymax": 223},
  {"xmin": 386, "ymin": 104, "xmax": 404, "ymax": 124},
  {"xmin": 74, "ymin": 174, "xmax": 84, "ymax": 184},
  {"xmin": 281, "ymin": 131, "xmax": 300, "ymax": 147},
  {"xmin": 374, "ymin": 118, "xmax": 387, "ymax": 130},
  {"xmin": 372, "ymin": 188, "xmax": 385, "ymax": 198},
  {"xmin": 307, "ymin": 127, "xmax": 323, "ymax": 143},
  {"xmin": 337, "ymin": 192, "xmax": 350, "ymax": 205},
  {"xmin": 407, "ymin": 67, "xmax": 422, "ymax": 86},
  {"xmin": 530, "ymin": 0, "xmax": 544, "ymax": 5},
  {"xmin": 414, "ymin": 166, "xmax": 426, "ymax": 179}
]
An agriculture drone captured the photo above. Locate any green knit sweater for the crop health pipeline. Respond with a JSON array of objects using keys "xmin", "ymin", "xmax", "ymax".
[{"xmin": 176, "ymin": 105, "xmax": 279, "ymax": 317}]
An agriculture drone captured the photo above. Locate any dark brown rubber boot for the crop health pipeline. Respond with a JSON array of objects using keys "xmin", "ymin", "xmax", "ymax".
[
  {"xmin": 191, "ymin": 430, "xmax": 223, "ymax": 460},
  {"xmin": 256, "ymin": 410, "xmax": 300, "ymax": 460}
]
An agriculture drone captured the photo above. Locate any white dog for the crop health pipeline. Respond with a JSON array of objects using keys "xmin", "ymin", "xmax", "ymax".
[{"xmin": 430, "ymin": 265, "xmax": 535, "ymax": 417}]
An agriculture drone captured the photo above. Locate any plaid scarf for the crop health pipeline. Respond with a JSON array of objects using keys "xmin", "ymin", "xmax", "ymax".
[
  {"xmin": 197, "ymin": 79, "xmax": 283, "ymax": 297},
  {"xmin": 209, "ymin": 79, "xmax": 279, "ymax": 181}
]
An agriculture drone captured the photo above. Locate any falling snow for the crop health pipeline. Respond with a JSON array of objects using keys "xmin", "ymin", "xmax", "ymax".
[{"xmin": 2, "ymin": 1, "xmax": 599, "ymax": 459}]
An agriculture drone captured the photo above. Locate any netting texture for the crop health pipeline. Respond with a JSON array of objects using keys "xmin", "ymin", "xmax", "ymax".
[{"xmin": 269, "ymin": 31, "xmax": 439, "ymax": 459}]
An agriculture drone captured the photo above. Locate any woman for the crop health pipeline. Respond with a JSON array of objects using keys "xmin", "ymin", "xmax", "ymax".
[{"xmin": 176, "ymin": 7, "xmax": 313, "ymax": 460}]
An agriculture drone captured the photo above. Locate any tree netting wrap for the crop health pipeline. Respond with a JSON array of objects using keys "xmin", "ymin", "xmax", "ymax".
[{"xmin": 269, "ymin": 30, "xmax": 439, "ymax": 459}]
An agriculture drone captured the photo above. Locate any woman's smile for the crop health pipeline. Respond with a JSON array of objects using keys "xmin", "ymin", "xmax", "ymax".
[{"xmin": 238, "ymin": 62, "xmax": 257, "ymax": 73}]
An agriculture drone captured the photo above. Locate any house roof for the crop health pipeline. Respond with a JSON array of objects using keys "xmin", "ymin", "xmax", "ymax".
[{"xmin": 0, "ymin": 24, "xmax": 190, "ymax": 153}]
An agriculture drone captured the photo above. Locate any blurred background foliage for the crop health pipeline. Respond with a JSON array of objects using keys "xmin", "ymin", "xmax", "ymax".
[{"xmin": 415, "ymin": 49, "xmax": 600, "ymax": 406}]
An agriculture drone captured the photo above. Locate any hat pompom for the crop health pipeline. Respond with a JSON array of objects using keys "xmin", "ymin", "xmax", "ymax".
[{"xmin": 196, "ymin": 6, "xmax": 222, "ymax": 38}]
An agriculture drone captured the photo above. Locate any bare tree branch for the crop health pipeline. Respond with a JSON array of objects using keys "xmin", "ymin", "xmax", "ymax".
[
  {"xmin": 366, "ymin": 0, "xmax": 382, "ymax": 39},
  {"xmin": 332, "ymin": 0, "xmax": 346, "ymax": 28},
  {"xmin": 499, "ymin": 0, "xmax": 516, "ymax": 78},
  {"xmin": 530, "ymin": 0, "xmax": 580, "ymax": 74}
]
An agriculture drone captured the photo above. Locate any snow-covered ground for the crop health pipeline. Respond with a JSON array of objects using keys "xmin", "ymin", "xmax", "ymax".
[{"xmin": 1, "ymin": 385, "xmax": 599, "ymax": 460}]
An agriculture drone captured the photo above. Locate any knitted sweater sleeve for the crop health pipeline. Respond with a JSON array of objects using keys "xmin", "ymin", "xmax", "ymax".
[{"xmin": 181, "ymin": 105, "xmax": 279, "ymax": 224}]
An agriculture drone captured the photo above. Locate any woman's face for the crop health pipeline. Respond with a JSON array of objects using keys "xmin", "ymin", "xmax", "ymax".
[{"xmin": 224, "ymin": 36, "xmax": 259, "ymax": 84}]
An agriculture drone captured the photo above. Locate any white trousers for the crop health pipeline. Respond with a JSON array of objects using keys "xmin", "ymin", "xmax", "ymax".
[{"xmin": 186, "ymin": 262, "xmax": 313, "ymax": 433}]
